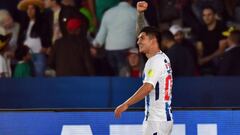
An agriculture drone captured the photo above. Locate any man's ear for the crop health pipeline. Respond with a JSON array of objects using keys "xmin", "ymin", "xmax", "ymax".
[{"xmin": 152, "ymin": 37, "xmax": 157, "ymax": 43}]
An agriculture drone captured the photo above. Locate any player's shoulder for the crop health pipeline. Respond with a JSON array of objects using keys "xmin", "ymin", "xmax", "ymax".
[
  {"xmin": 146, "ymin": 53, "xmax": 166, "ymax": 68},
  {"xmin": 150, "ymin": 52, "xmax": 168, "ymax": 62}
]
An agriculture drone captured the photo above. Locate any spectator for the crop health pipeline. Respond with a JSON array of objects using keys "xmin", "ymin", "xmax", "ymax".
[
  {"xmin": 43, "ymin": 0, "xmax": 63, "ymax": 46},
  {"xmin": 218, "ymin": 29, "xmax": 240, "ymax": 76},
  {"xmin": 92, "ymin": 0, "xmax": 137, "ymax": 75},
  {"xmin": 48, "ymin": 18, "xmax": 94, "ymax": 76},
  {"xmin": 0, "ymin": 0, "xmax": 21, "ymax": 22},
  {"xmin": 195, "ymin": 5, "xmax": 227, "ymax": 75},
  {"xmin": 0, "ymin": 10, "xmax": 20, "ymax": 53},
  {"xmin": 43, "ymin": 0, "xmax": 87, "ymax": 44},
  {"xmin": 17, "ymin": 0, "xmax": 48, "ymax": 77},
  {"xmin": 0, "ymin": 10, "xmax": 20, "ymax": 74},
  {"xmin": 161, "ymin": 30, "xmax": 195, "ymax": 76},
  {"xmin": 119, "ymin": 47, "xmax": 144, "ymax": 77},
  {"xmin": 0, "ymin": 32, "xmax": 11, "ymax": 78},
  {"xmin": 169, "ymin": 24, "xmax": 199, "ymax": 74},
  {"xmin": 14, "ymin": 45, "xmax": 32, "ymax": 78},
  {"xmin": 95, "ymin": 0, "xmax": 120, "ymax": 21},
  {"xmin": 60, "ymin": 0, "xmax": 97, "ymax": 33}
]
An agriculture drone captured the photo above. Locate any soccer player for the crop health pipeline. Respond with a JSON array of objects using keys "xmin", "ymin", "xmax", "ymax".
[{"xmin": 114, "ymin": 26, "xmax": 173, "ymax": 135}]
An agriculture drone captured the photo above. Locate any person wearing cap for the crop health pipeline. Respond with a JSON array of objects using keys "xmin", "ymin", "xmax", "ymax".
[
  {"xmin": 161, "ymin": 30, "xmax": 195, "ymax": 77},
  {"xmin": 119, "ymin": 47, "xmax": 143, "ymax": 77},
  {"xmin": 48, "ymin": 17, "xmax": 94, "ymax": 76},
  {"xmin": 169, "ymin": 24, "xmax": 185, "ymax": 43},
  {"xmin": 218, "ymin": 29, "xmax": 240, "ymax": 75},
  {"xmin": 17, "ymin": 0, "xmax": 48, "ymax": 77},
  {"xmin": 169, "ymin": 24, "xmax": 199, "ymax": 75}
]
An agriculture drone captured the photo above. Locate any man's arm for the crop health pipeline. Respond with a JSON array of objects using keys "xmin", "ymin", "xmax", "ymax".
[
  {"xmin": 92, "ymin": 12, "xmax": 108, "ymax": 47},
  {"xmin": 197, "ymin": 39, "xmax": 227, "ymax": 65},
  {"xmin": 136, "ymin": 1, "xmax": 149, "ymax": 34},
  {"xmin": 114, "ymin": 83, "xmax": 153, "ymax": 118}
]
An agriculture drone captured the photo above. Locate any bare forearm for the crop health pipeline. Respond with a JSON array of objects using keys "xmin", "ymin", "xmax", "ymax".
[
  {"xmin": 114, "ymin": 83, "xmax": 153, "ymax": 118},
  {"xmin": 136, "ymin": 12, "xmax": 147, "ymax": 35},
  {"xmin": 199, "ymin": 50, "xmax": 222, "ymax": 65},
  {"xmin": 124, "ymin": 83, "xmax": 152, "ymax": 106}
]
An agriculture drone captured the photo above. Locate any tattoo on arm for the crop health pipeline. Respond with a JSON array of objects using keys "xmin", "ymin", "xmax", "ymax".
[{"xmin": 136, "ymin": 12, "xmax": 148, "ymax": 35}]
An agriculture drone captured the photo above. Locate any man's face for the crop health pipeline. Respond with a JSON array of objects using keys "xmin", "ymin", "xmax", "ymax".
[
  {"xmin": 202, "ymin": 9, "xmax": 216, "ymax": 25},
  {"xmin": 27, "ymin": 4, "xmax": 36, "ymax": 19},
  {"xmin": 174, "ymin": 31, "xmax": 184, "ymax": 43},
  {"xmin": 2, "ymin": 15, "xmax": 13, "ymax": 29},
  {"xmin": 137, "ymin": 32, "xmax": 152, "ymax": 53},
  {"xmin": 128, "ymin": 53, "xmax": 140, "ymax": 67}
]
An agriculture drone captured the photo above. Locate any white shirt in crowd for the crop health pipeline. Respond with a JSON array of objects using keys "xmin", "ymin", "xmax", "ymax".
[
  {"xmin": 24, "ymin": 20, "xmax": 42, "ymax": 53},
  {"xmin": 93, "ymin": 2, "xmax": 137, "ymax": 51}
]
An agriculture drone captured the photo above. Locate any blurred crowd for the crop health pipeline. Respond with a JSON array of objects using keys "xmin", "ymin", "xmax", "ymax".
[{"xmin": 0, "ymin": 0, "xmax": 240, "ymax": 78}]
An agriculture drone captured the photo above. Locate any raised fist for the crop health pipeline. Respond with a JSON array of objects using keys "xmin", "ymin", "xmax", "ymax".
[{"xmin": 137, "ymin": 1, "xmax": 148, "ymax": 13}]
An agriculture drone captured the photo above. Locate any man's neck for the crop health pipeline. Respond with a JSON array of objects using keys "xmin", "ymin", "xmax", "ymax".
[
  {"xmin": 146, "ymin": 49, "xmax": 160, "ymax": 58},
  {"xmin": 207, "ymin": 21, "xmax": 217, "ymax": 31}
]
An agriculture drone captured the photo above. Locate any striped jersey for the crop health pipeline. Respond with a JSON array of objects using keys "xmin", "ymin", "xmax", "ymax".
[{"xmin": 143, "ymin": 51, "xmax": 173, "ymax": 122}]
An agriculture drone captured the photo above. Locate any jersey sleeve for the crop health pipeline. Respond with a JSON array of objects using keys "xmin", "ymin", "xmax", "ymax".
[{"xmin": 143, "ymin": 58, "xmax": 165, "ymax": 88}]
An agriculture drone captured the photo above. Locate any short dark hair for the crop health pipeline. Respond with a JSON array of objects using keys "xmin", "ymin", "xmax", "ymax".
[
  {"xmin": 202, "ymin": 5, "xmax": 216, "ymax": 14},
  {"xmin": 161, "ymin": 30, "xmax": 175, "ymax": 41},
  {"xmin": 140, "ymin": 26, "xmax": 162, "ymax": 48},
  {"xmin": 15, "ymin": 45, "xmax": 30, "ymax": 61},
  {"xmin": 229, "ymin": 30, "xmax": 240, "ymax": 45}
]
